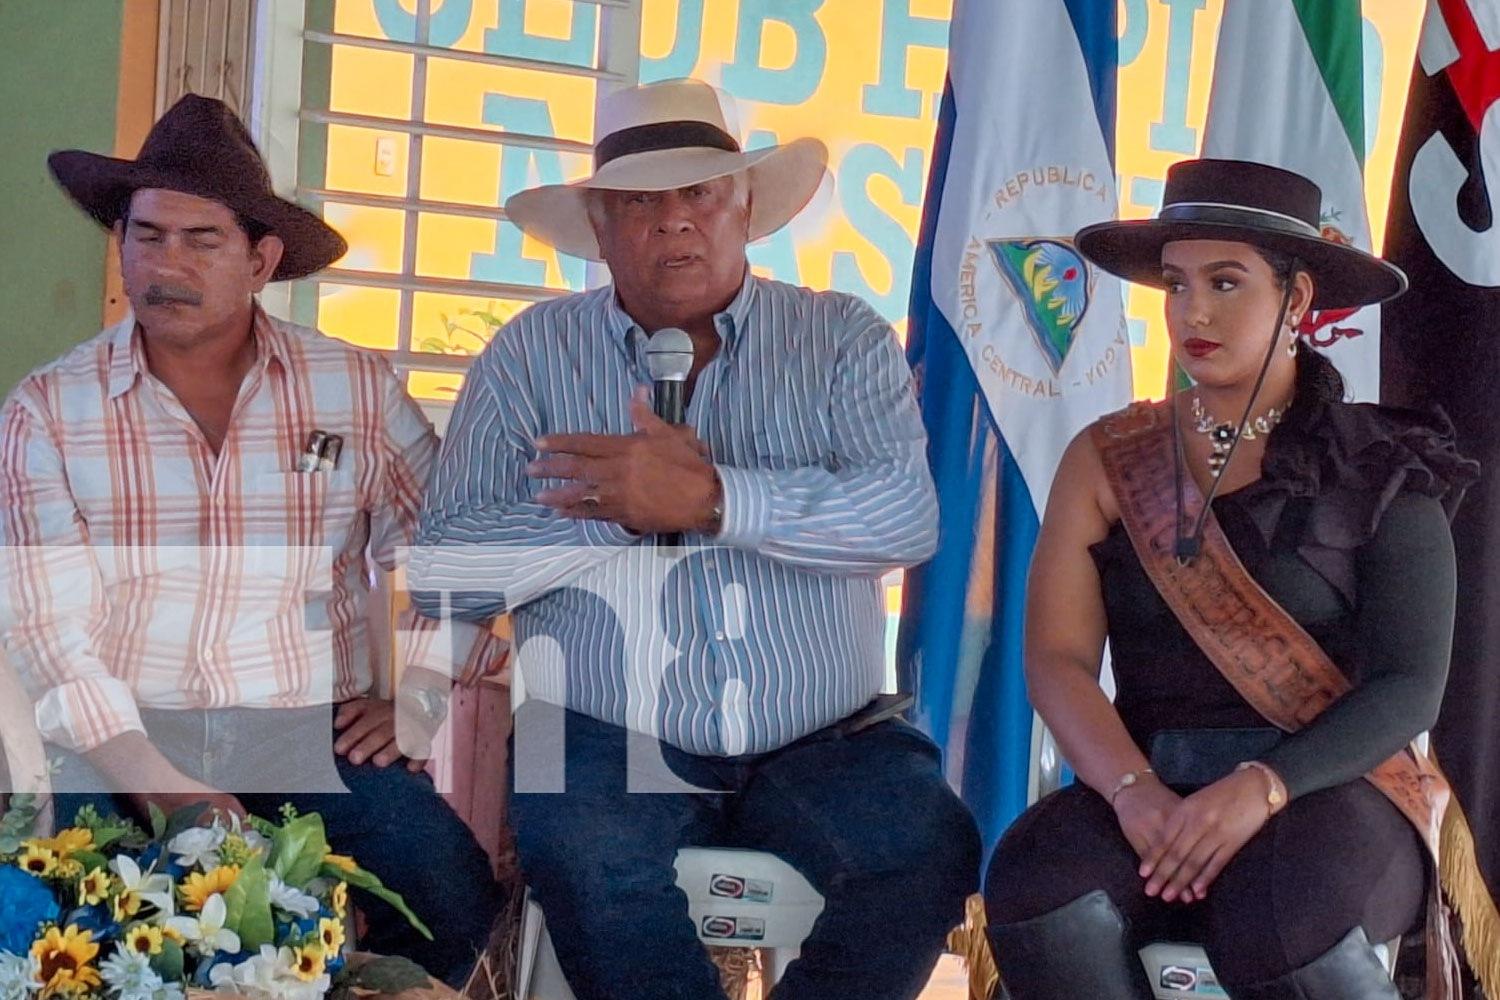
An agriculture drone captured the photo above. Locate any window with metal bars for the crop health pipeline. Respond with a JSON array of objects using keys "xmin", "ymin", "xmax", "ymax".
[{"xmin": 258, "ymin": 0, "xmax": 642, "ymax": 412}]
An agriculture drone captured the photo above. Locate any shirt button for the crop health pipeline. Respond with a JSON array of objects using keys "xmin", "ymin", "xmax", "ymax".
[
  {"xmin": 714, "ymin": 631, "xmax": 726, "ymax": 641},
  {"xmin": 214, "ymin": 495, "xmax": 226, "ymax": 508}
]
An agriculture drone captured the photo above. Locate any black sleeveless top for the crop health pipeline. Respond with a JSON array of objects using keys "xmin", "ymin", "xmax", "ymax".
[{"xmin": 1089, "ymin": 367, "xmax": 1477, "ymax": 800}]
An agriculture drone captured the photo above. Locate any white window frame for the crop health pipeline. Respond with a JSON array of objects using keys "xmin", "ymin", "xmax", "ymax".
[{"xmin": 248, "ymin": 0, "xmax": 644, "ymax": 426}]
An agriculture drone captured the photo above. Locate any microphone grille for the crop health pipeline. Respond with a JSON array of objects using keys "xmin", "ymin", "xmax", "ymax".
[{"xmin": 646, "ymin": 327, "xmax": 695, "ymax": 382}]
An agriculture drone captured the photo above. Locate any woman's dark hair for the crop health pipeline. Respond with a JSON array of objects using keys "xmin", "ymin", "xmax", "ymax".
[
  {"xmin": 1249, "ymin": 243, "xmax": 1307, "ymax": 292},
  {"xmin": 1246, "ymin": 243, "xmax": 1346, "ymax": 415}
]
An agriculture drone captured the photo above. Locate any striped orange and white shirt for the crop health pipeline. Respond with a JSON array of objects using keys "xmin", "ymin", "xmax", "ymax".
[{"xmin": 0, "ymin": 307, "xmax": 499, "ymax": 752}]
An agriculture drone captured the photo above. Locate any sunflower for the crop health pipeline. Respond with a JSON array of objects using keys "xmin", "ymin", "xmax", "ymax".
[
  {"xmin": 77, "ymin": 868, "xmax": 109, "ymax": 907},
  {"xmin": 123, "ymin": 923, "xmax": 163, "ymax": 956},
  {"xmin": 178, "ymin": 864, "xmax": 240, "ymax": 912},
  {"xmin": 111, "ymin": 889, "xmax": 142, "ymax": 923},
  {"xmin": 30, "ymin": 925, "xmax": 101, "ymax": 995},
  {"xmin": 292, "ymin": 945, "xmax": 326, "ymax": 982},
  {"xmin": 30, "ymin": 829, "xmax": 93, "ymax": 858},
  {"xmin": 158, "ymin": 924, "xmax": 186, "ymax": 947},
  {"xmin": 317, "ymin": 917, "xmax": 345, "ymax": 956},
  {"xmin": 322, "ymin": 854, "xmax": 357, "ymax": 873},
  {"xmin": 18, "ymin": 845, "xmax": 57, "ymax": 877},
  {"xmin": 52, "ymin": 860, "xmax": 83, "ymax": 883},
  {"xmin": 330, "ymin": 881, "xmax": 348, "ymax": 919}
]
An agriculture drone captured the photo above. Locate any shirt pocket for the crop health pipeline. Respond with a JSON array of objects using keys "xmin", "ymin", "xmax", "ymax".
[{"xmin": 252, "ymin": 469, "xmax": 363, "ymax": 552}]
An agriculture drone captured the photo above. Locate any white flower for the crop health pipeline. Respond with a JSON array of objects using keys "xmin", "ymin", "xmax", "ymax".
[
  {"xmin": 0, "ymin": 951, "xmax": 40, "ymax": 1000},
  {"xmin": 165, "ymin": 894, "xmax": 241, "ymax": 956},
  {"xmin": 144, "ymin": 982, "xmax": 184, "ymax": 1000},
  {"xmin": 110, "ymin": 855, "xmax": 175, "ymax": 915},
  {"xmin": 209, "ymin": 949, "xmax": 277, "ymax": 996},
  {"xmin": 240, "ymin": 829, "xmax": 272, "ymax": 858},
  {"xmin": 208, "ymin": 947, "xmax": 327, "ymax": 1000},
  {"xmin": 99, "ymin": 949, "xmax": 168, "ymax": 1000},
  {"xmin": 100, "ymin": 949, "xmax": 154, "ymax": 987},
  {"xmin": 167, "ymin": 825, "xmax": 226, "ymax": 870},
  {"xmin": 265, "ymin": 874, "xmax": 320, "ymax": 920}
]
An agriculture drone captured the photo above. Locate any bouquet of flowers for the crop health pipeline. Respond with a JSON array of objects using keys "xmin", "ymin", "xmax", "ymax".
[{"xmin": 0, "ymin": 794, "xmax": 432, "ymax": 1000}]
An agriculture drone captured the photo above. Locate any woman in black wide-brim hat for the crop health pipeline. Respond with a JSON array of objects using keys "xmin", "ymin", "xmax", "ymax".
[{"xmin": 981, "ymin": 159, "xmax": 1478, "ymax": 999}]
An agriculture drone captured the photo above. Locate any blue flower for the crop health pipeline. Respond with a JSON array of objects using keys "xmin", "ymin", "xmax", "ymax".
[
  {"xmin": 0, "ymin": 865, "xmax": 60, "ymax": 955},
  {"xmin": 64, "ymin": 903, "xmax": 118, "ymax": 940}
]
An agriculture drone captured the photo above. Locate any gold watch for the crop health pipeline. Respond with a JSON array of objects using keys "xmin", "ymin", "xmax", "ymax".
[{"xmin": 702, "ymin": 472, "xmax": 725, "ymax": 536}]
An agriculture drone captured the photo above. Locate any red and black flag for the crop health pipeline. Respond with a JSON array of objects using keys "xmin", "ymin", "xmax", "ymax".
[{"xmin": 1382, "ymin": 2, "xmax": 1500, "ymax": 994}]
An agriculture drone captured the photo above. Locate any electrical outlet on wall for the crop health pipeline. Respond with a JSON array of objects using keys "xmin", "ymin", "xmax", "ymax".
[{"xmin": 374, "ymin": 137, "xmax": 397, "ymax": 177}]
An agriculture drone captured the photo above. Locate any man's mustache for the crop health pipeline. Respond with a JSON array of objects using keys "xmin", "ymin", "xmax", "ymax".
[{"xmin": 143, "ymin": 283, "xmax": 204, "ymax": 307}]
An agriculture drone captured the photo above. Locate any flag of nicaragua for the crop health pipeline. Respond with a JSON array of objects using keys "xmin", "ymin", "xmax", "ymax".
[{"xmin": 898, "ymin": 0, "xmax": 1132, "ymax": 852}]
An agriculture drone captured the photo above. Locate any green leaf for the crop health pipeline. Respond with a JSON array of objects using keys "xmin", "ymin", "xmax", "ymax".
[
  {"xmin": 0, "ymin": 793, "xmax": 41, "ymax": 852},
  {"xmin": 223, "ymin": 855, "xmax": 274, "ymax": 950},
  {"xmin": 86, "ymin": 824, "xmax": 132, "ymax": 851},
  {"xmin": 271, "ymin": 814, "xmax": 330, "ymax": 886},
  {"xmin": 472, "ymin": 311, "xmax": 505, "ymax": 329},
  {"xmin": 150, "ymin": 940, "xmax": 184, "ymax": 982},
  {"xmin": 70, "ymin": 850, "xmax": 108, "ymax": 874},
  {"xmin": 322, "ymin": 862, "xmax": 432, "ymax": 940},
  {"xmin": 417, "ymin": 337, "xmax": 450, "ymax": 354},
  {"xmin": 353, "ymin": 956, "xmax": 431, "ymax": 993},
  {"xmin": 161, "ymin": 802, "xmax": 210, "ymax": 843},
  {"xmin": 148, "ymin": 803, "xmax": 167, "ymax": 841}
]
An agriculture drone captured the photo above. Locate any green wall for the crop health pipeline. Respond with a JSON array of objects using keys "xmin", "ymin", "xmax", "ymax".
[{"xmin": 0, "ymin": 0, "xmax": 125, "ymax": 396}]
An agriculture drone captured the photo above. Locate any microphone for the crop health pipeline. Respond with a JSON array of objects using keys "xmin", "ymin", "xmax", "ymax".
[
  {"xmin": 646, "ymin": 327, "xmax": 694, "ymax": 424},
  {"xmin": 645, "ymin": 328, "xmax": 695, "ymax": 549}
]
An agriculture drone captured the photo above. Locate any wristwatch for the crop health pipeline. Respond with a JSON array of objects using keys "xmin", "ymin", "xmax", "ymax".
[
  {"xmin": 402, "ymin": 685, "xmax": 449, "ymax": 725},
  {"xmin": 702, "ymin": 472, "xmax": 725, "ymax": 537}
]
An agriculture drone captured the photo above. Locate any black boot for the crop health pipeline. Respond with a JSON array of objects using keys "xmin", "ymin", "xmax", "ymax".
[
  {"xmin": 988, "ymin": 889, "xmax": 1153, "ymax": 999},
  {"xmin": 1226, "ymin": 927, "xmax": 1399, "ymax": 999}
]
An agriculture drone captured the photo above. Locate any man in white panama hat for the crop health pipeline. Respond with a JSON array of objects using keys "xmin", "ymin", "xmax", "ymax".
[{"xmin": 411, "ymin": 79, "xmax": 980, "ymax": 998}]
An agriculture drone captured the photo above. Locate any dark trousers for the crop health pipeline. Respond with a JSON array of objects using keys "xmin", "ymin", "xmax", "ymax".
[
  {"xmin": 508, "ymin": 701, "xmax": 981, "ymax": 1000},
  {"xmin": 984, "ymin": 781, "xmax": 1426, "ymax": 986},
  {"xmin": 50, "ymin": 706, "xmax": 505, "ymax": 987}
]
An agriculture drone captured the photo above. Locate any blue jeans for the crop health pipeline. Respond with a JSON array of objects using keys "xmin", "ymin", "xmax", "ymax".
[
  {"xmin": 50, "ymin": 707, "xmax": 505, "ymax": 987},
  {"xmin": 509, "ymin": 702, "xmax": 981, "ymax": 1000}
]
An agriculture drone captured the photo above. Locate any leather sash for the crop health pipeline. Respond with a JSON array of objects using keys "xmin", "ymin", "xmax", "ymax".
[{"xmin": 1092, "ymin": 400, "xmax": 1461, "ymax": 998}]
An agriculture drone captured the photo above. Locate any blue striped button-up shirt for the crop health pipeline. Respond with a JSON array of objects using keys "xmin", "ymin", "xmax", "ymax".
[{"xmin": 411, "ymin": 272, "xmax": 937, "ymax": 755}]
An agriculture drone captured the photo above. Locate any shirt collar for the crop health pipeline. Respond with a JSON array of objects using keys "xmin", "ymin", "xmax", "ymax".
[
  {"xmin": 106, "ymin": 302, "xmax": 287, "ymax": 401},
  {"xmin": 604, "ymin": 267, "xmax": 758, "ymax": 350}
]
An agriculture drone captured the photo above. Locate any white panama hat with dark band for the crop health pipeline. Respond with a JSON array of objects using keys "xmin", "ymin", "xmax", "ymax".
[{"xmin": 502, "ymin": 78, "xmax": 829, "ymax": 261}]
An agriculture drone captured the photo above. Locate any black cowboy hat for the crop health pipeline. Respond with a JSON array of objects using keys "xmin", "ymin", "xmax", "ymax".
[
  {"xmin": 47, "ymin": 94, "xmax": 346, "ymax": 282},
  {"xmin": 1075, "ymin": 158, "xmax": 1406, "ymax": 310}
]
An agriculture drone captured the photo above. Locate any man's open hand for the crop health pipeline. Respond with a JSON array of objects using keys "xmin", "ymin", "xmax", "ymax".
[{"xmin": 529, "ymin": 387, "xmax": 719, "ymax": 534}]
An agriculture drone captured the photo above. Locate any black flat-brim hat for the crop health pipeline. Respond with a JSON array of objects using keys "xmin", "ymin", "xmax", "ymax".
[
  {"xmin": 47, "ymin": 94, "xmax": 346, "ymax": 282},
  {"xmin": 1075, "ymin": 158, "xmax": 1406, "ymax": 310}
]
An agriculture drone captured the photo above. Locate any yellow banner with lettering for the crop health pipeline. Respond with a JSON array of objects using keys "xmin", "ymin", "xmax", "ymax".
[{"xmin": 312, "ymin": 0, "xmax": 1419, "ymax": 401}]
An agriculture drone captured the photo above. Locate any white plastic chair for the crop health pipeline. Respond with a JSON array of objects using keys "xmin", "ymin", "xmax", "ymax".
[
  {"xmin": 1030, "ymin": 724, "xmax": 1399, "ymax": 998},
  {"xmin": 515, "ymin": 846, "xmax": 825, "ymax": 999}
]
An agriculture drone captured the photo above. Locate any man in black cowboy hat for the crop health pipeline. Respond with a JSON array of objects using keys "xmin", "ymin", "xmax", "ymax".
[
  {"xmin": 0, "ymin": 94, "xmax": 505, "ymax": 984},
  {"xmin": 412, "ymin": 78, "xmax": 980, "ymax": 1000}
]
